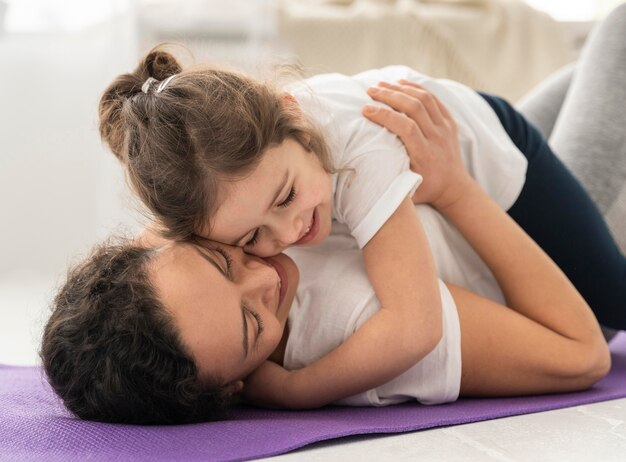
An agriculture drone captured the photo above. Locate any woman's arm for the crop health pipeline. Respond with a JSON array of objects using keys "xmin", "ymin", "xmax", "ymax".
[
  {"xmin": 452, "ymin": 282, "xmax": 609, "ymax": 395},
  {"xmin": 446, "ymin": 180, "xmax": 610, "ymax": 394},
  {"xmin": 364, "ymin": 81, "xmax": 611, "ymax": 393}
]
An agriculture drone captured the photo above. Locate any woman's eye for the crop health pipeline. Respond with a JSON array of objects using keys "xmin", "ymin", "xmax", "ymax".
[
  {"xmin": 278, "ymin": 186, "xmax": 297, "ymax": 208},
  {"xmin": 245, "ymin": 229, "xmax": 260, "ymax": 247},
  {"xmin": 249, "ymin": 308, "xmax": 264, "ymax": 335}
]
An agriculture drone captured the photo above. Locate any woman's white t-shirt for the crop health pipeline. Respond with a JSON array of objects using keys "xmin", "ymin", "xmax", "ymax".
[
  {"xmin": 284, "ymin": 66, "xmax": 528, "ymax": 406},
  {"xmin": 285, "ymin": 228, "xmax": 462, "ymax": 406}
]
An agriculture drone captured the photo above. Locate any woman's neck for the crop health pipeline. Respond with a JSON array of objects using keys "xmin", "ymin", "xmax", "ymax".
[{"xmin": 268, "ymin": 323, "xmax": 290, "ymax": 366}]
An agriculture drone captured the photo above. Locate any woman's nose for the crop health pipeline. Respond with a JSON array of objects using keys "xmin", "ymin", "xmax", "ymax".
[{"xmin": 240, "ymin": 254, "xmax": 277, "ymax": 305}]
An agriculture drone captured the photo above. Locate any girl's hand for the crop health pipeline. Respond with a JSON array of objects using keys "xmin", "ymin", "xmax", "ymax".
[
  {"xmin": 242, "ymin": 360, "xmax": 293, "ymax": 409},
  {"xmin": 363, "ymin": 81, "xmax": 473, "ymax": 211}
]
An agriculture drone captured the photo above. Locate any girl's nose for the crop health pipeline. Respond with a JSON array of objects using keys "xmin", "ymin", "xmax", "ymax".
[{"xmin": 273, "ymin": 214, "xmax": 304, "ymax": 247}]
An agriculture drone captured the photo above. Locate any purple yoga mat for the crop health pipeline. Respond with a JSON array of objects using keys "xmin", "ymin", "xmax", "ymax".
[{"xmin": 2, "ymin": 332, "xmax": 626, "ymax": 462}]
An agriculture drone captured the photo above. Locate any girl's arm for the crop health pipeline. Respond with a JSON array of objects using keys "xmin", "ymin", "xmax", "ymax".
[
  {"xmin": 365, "ymin": 81, "xmax": 611, "ymax": 394},
  {"xmin": 243, "ymin": 88, "xmax": 452, "ymax": 408},
  {"xmin": 244, "ymin": 197, "xmax": 443, "ymax": 409},
  {"xmin": 243, "ymin": 93, "xmax": 456, "ymax": 411}
]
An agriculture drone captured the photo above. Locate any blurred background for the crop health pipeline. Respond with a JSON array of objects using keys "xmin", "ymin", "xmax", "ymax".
[{"xmin": 0, "ymin": 0, "xmax": 623, "ymax": 365}]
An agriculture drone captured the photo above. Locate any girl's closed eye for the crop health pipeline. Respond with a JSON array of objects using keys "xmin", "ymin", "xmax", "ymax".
[
  {"xmin": 246, "ymin": 229, "xmax": 260, "ymax": 247},
  {"xmin": 245, "ymin": 186, "xmax": 297, "ymax": 247},
  {"xmin": 278, "ymin": 186, "xmax": 297, "ymax": 208}
]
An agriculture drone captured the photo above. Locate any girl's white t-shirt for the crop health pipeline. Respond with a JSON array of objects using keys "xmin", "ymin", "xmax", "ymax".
[
  {"xmin": 289, "ymin": 65, "xmax": 527, "ymax": 249},
  {"xmin": 284, "ymin": 66, "xmax": 528, "ymax": 406}
]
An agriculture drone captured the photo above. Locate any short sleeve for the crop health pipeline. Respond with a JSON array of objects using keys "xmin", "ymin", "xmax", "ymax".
[{"xmin": 332, "ymin": 118, "xmax": 422, "ymax": 248}]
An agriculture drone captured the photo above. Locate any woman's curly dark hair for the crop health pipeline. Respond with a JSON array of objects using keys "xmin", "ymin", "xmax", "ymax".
[{"xmin": 40, "ymin": 238, "xmax": 232, "ymax": 424}]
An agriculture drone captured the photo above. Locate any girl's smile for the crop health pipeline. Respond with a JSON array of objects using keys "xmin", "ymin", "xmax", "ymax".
[{"xmin": 293, "ymin": 207, "xmax": 320, "ymax": 245}]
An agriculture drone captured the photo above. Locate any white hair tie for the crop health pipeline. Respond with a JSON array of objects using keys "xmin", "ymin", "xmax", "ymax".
[
  {"xmin": 141, "ymin": 74, "xmax": 177, "ymax": 94},
  {"xmin": 157, "ymin": 74, "xmax": 177, "ymax": 92},
  {"xmin": 141, "ymin": 77, "xmax": 158, "ymax": 94}
]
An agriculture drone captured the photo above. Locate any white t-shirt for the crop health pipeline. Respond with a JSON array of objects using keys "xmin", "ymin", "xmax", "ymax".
[
  {"xmin": 284, "ymin": 66, "xmax": 529, "ymax": 406},
  {"xmin": 289, "ymin": 65, "xmax": 527, "ymax": 249},
  {"xmin": 285, "ymin": 227, "xmax": 462, "ymax": 406}
]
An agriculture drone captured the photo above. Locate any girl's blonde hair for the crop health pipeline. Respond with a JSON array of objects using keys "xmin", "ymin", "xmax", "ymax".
[{"xmin": 99, "ymin": 45, "xmax": 333, "ymax": 240}]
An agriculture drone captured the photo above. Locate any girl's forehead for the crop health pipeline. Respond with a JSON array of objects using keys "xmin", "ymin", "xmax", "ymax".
[
  {"xmin": 222, "ymin": 157, "xmax": 289, "ymax": 200},
  {"xmin": 222, "ymin": 139, "xmax": 310, "ymax": 192}
]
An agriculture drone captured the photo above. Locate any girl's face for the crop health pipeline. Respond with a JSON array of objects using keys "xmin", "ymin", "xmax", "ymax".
[
  {"xmin": 207, "ymin": 138, "xmax": 334, "ymax": 257},
  {"xmin": 149, "ymin": 241, "xmax": 299, "ymax": 384}
]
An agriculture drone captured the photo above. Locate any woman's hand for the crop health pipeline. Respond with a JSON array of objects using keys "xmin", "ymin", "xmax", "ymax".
[
  {"xmin": 363, "ymin": 81, "xmax": 473, "ymax": 211},
  {"xmin": 242, "ymin": 360, "xmax": 293, "ymax": 409}
]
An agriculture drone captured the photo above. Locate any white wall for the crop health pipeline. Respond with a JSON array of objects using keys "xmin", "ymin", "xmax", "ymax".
[
  {"xmin": 0, "ymin": 11, "xmax": 144, "ymax": 364},
  {"xmin": 0, "ymin": 0, "xmax": 279, "ymax": 365}
]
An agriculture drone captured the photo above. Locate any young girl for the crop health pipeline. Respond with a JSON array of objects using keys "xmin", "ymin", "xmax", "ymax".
[{"xmin": 98, "ymin": 46, "xmax": 544, "ymax": 407}]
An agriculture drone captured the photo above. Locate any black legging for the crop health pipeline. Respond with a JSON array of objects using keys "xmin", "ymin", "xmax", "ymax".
[{"xmin": 479, "ymin": 92, "xmax": 626, "ymax": 331}]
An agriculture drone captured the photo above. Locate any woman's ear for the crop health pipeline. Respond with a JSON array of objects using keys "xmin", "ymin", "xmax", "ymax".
[{"xmin": 225, "ymin": 380, "xmax": 244, "ymax": 395}]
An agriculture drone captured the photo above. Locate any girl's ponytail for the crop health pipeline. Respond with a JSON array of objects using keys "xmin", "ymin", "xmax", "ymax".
[{"xmin": 98, "ymin": 48, "xmax": 182, "ymax": 161}]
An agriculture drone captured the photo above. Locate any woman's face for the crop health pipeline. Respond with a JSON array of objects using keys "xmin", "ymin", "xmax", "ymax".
[
  {"xmin": 149, "ymin": 241, "xmax": 299, "ymax": 384},
  {"xmin": 206, "ymin": 138, "xmax": 334, "ymax": 257}
]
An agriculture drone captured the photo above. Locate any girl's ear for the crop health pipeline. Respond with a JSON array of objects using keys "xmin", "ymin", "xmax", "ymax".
[
  {"xmin": 279, "ymin": 93, "xmax": 310, "ymax": 144},
  {"xmin": 225, "ymin": 380, "xmax": 244, "ymax": 395},
  {"xmin": 280, "ymin": 92, "xmax": 301, "ymax": 112}
]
